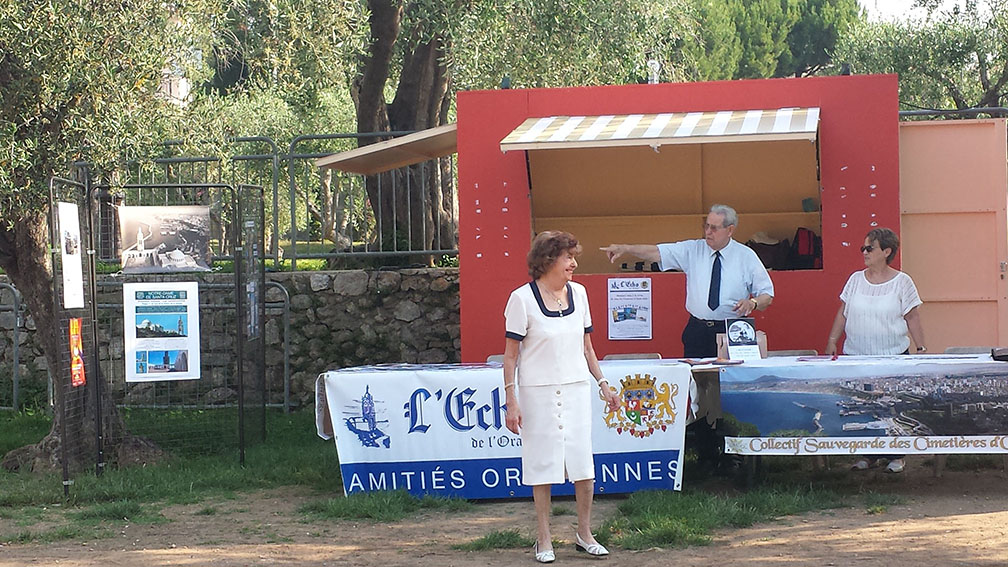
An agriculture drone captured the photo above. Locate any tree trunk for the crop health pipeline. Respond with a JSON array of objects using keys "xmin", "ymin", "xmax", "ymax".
[
  {"xmin": 0, "ymin": 207, "xmax": 160, "ymax": 474},
  {"xmin": 353, "ymin": 0, "xmax": 457, "ymax": 263}
]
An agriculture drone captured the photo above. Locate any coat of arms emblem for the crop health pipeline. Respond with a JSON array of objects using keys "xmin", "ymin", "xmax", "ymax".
[{"xmin": 603, "ymin": 373, "xmax": 678, "ymax": 437}]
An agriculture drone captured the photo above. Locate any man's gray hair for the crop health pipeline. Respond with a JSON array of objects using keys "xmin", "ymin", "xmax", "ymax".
[{"xmin": 710, "ymin": 204, "xmax": 738, "ymax": 227}]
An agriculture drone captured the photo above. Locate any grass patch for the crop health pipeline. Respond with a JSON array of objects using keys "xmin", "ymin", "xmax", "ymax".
[
  {"xmin": 270, "ymin": 258, "xmax": 329, "ymax": 271},
  {"xmin": 70, "ymin": 500, "xmax": 166, "ymax": 525},
  {"xmin": 1, "ymin": 409, "xmax": 341, "ymax": 512},
  {"xmin": 601, "ymin": 487, "xmax": 855, "ymax": 550},
  {"xmin": 1, "ymin": 524, "xmax": 101, "ymax": 545},
  {"xmin": 0, "ymin": 407, "xmax": 909, "ymax": 552},
  {"xmin": 942, "ymin": 454, "xmax": 1006, "ymax": 471},
  {"xmin": 300, "ymin": 490, "xmax": 471, "ymax": 522},
  {"xmin": 0, "ymin": 410, "xmax": 52, "ymax": 456},
  {"xmin": 862, "ymin": 491, "xmax": 903, "ymax": 515},
  {"xmin": 452, "ymin": 528, "xmax": 534, "ymax": 551},
  {"xmin": 1, "ymin": 409, "xmax": 340, "ymax": 545}
]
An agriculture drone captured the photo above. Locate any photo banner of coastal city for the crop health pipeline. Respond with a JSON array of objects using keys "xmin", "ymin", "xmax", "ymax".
[
  {"xmin": 119, "ymin": 205, "xmax": 212, "ymax": 273},
  {"xmin": 720, "ymin": 356, "xmax": 1008, "ymax": 455},
  {"xmin": 123, "ymin": 282, "xmax": 201, "ymax": 382}
]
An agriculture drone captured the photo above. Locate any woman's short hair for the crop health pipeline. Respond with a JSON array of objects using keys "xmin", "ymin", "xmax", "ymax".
[
  {"xmin": 527, "ymin": 231, "xmax": 582, "ymax": 279},
  {"xmin": 867, "ymin": 227, "xmax": 899, "ymax": 264},
  {"xmin": 709, "ymin": 204, "xmax": 738, "ymax": 227}
]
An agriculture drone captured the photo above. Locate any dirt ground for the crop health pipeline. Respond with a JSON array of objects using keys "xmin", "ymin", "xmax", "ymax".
[{"xmin": 3, "ymin": 457, "xmax": 1008, "ymax": 567}]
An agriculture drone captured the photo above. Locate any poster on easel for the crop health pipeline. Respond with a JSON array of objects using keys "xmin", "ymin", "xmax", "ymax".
[
  {"xmin": 57, "ymin": 202, "xmax": 85, "ymax": 309},
  {"xmin": 124, "ymin": 282, "xmax": 201, "ymax": 382}
]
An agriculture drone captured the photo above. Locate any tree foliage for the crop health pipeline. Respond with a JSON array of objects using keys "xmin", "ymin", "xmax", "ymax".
[
  {"xmin": 205, "ymin": 0, "xmax": 367, "ymax": 109},
  {"xmin": 775, "ymin": 0, "xmax": 863, "ymax": 77},
  {"xmin": 0, "ymin": 1, "xmax": 216, "ymax": 217},
  {"xmin": 450, "ymin": 0, "xmax": 696, "ymax": 88},
  {"xmin": 834, "ymin": 0, "xmax": 1008, "ymax": 110},
  {"xmin": 684, "ymin": 0, "xmax": 862, "ymax": 80}
]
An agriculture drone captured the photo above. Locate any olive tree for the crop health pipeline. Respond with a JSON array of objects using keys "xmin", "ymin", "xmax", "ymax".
[
  {"xmin": 835, "ymin": 0, "xmax": 1008, "ymax": 110},
  {"xmin": 0, "ymin": 0, "xmax": 223, "ymax": 472},
  {"xmin": 350, "ymin": 0, "xmax": 693, "ymax": 260}
]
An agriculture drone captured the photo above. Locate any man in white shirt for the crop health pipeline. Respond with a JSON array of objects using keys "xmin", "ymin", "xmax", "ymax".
[
  {"xmin": 602, "ymin": 204, "xmax": 775, "ymax": 473},
  {"xmin": 601, "ymin": 204, "xmax": 774, "ymax": 358}
]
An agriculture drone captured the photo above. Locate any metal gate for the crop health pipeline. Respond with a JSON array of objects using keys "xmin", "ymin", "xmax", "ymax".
[{"xmin": 48, "ymin": 174, "xmax": 266, "ymax": 495}]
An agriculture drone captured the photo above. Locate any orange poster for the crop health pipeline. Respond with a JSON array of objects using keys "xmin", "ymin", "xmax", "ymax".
[{"xmin": 69, "ymin": 317, "xmax": 86, "ymax": 387}]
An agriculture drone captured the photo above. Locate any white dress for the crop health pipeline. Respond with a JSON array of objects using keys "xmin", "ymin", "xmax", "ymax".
[
  {"xmin": 840, "ymin": 270, "xmax": 922, "ymax": 355},
  {"xmin": 504, "ymin": 281, "xmax": 595, "ymax": 485}
]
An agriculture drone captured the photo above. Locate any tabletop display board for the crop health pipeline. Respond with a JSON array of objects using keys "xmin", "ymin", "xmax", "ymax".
[
  {"xmin": 720, "ymin": 355, "xmax": 1008, "ymax": 456},
  {"xmin": 316, "ymin": 360, "xmax": 692, "ymax": 499}
]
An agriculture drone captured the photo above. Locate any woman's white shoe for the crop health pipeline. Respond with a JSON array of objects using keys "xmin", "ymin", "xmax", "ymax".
[
  {"xmin": 533, "ymin": 542, "xmax": 555, "ymax": 563},
  {"xmin": 575, "ymin": 532, "xmax": 609, "ymax": 557}
]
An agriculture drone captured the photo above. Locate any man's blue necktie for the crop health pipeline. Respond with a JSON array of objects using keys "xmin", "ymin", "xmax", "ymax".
[{"xmin": 708, "ymin": 251, "xmax": 721, "ymax": 311}]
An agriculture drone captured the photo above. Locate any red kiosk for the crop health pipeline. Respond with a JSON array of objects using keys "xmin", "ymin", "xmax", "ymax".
[{"xmin": 456, "ymin": 74, "xmax": 900, "ymax": 361}]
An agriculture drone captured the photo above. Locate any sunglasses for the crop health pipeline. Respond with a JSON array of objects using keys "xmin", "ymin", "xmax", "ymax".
[{"xmin": 860, "ymin": 245, "xmax": 875, "ymax": 253}]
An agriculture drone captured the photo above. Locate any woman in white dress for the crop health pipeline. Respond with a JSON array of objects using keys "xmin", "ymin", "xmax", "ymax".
[
  {"xmin": 825, "ymin": 227, "xmax": 926, "ymax": 473},
  {"xmin": 502, "ymin": 231, "xmax": 621, "ymax": 563}
]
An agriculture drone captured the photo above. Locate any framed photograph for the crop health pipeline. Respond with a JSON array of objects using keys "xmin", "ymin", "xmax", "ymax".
[{"xmin": 119, "ymin": 205, "xmax": 212, "ymax": 273}]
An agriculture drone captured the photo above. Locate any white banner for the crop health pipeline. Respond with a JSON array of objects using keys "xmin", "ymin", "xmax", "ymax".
[
  {"xmin": 316, "ymin": 360, "xmax": 692, "ymax": 499},
  {"xmin": 124, "ymin": 282, "xmax": 201, "ymax": 382},
  {"xmin": 728, "ymin": 435, "xmax": 1008, "ymax": 456},
  {"xmin": 57, "ymin": 202, "xmax": 85, "ymax": 309}
]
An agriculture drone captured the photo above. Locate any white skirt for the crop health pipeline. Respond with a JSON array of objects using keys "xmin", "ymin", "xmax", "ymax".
[{"xmin": 518, "ymin": 380, "xmax": 594, "ymax": 485}]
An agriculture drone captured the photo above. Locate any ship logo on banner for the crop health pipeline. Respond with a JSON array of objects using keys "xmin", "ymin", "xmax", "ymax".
[
  {"xmin": 345, "ymin": 386, "xmax": 391, "ymax": 448},
  {"xmin": 605, "ymin": 374, "xmax": 678, "ymax": 437}
]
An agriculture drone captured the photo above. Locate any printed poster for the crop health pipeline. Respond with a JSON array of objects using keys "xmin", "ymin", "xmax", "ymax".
[
  {"xmin": 69, "ymin": 317, "xmax": 86, "ymax": 387},
  {"xmin": 119, "ymin": 205, "xmax": 212, "ymax": 273},
  {"xmin": 124, "ymin": 282, "xmax": 201, "ymax": 382},
  {"xmin": 607, "ymin": 277, "xmax": 652, "ymax": 340},
  {"xmin": 721, "ymin": 355, "xmax": 1008, "ymax": 456},
  {"xmin": 58, "ymin": 202, "xmax": 85, "ymax": 309}
]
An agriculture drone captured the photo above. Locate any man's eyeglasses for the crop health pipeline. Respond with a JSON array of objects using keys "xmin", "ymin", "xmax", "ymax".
[
  {"xmin": 703, "ymin": 223, "xmax": 725, "ymax": 232},
  {"xmin": 860, "ymin": 245, "xmax": 875, "ymax": 253}
]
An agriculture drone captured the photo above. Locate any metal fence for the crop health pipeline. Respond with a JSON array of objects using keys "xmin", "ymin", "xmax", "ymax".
[
  {"xmin": 45, "ymin": 174, "xmax": 271, "ymax": 496},
  {"xmin": 90, "ymin": 181, "xmax": 268, "ymax": 463},
  {"xmin": 110, "ymin": 133, "xmax": 458, "ymax": 271}
]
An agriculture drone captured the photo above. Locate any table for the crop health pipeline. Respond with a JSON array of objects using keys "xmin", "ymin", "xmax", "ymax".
[
  {"xmin": 714, "ymin": 354, "xmax": 1008, "ymax": 456},
  {"xmin": 315, "ymin": 359, "xmax": 693, "ymax": 499}
]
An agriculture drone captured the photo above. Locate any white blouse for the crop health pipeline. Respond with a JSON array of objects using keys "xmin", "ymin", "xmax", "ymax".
[
  {"xmin": 504, "ymin": 281, "xmax": 593, "ymax": 386},
  {"xmin": 840, "ymin": 270, "xmax": 922, "ymax": 355}
]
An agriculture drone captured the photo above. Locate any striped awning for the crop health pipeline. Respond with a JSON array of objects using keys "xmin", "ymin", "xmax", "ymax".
[{"xmin": 499, "ymin": 108, "xmax": 819, "ymax": 152}]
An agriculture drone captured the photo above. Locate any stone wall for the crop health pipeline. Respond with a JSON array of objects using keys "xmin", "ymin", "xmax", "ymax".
[
  {"xmin": 269, "ymin": 269, "xmax": 460, "ymax": 406},
  {"xmin": 0, "ymin": 268, "xmax": 460, "ymax": 409}
]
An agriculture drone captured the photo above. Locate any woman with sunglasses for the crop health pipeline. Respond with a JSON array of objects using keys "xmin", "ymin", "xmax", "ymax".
[{"xmin": 824, "ymin": 227, "xmax": 926, "ymax": 473}]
